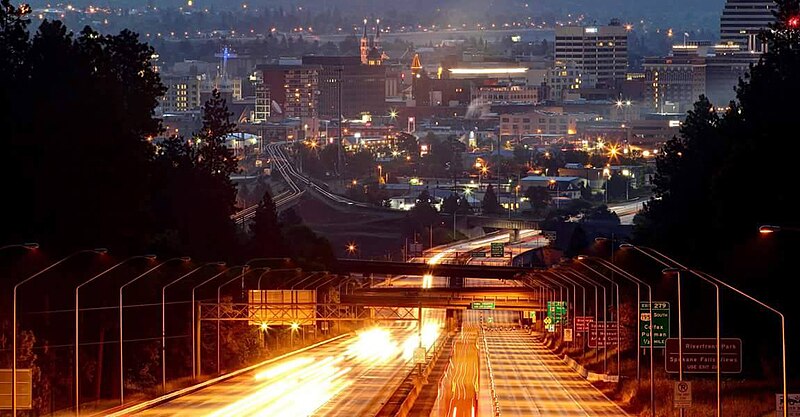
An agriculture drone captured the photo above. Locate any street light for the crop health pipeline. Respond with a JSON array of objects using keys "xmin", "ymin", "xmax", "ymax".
[
  {"xmin": 216, "ymin": 267, "xmax": 269, "ymax": 374},
  {"xmin": 75, "ymin": 254, "xmax": 155, "ymax": 416},
  {"xmin": 570, "ymin": 262, "xmax": 620, "ymax": 377},
  {"xmin": 157, "ymin": 262, "xmax": 225, "ymax": 391},
  {"xmin": 118, "ymin": 257, "xmax": 191, "ymax": 404},
  {"xmin": 623, "ymin": 244, "xmax": 788, "ymax": 417},
  {"xmin": 560, "ymin": 266, "xmax": 610, "ymax": 374},
  {"xmin": 577, "ymin": 255, "xmax": 655, "ymax": 417},
  {"xmin": 0, "ymin": 242, "xmax": 39, "ymax": 252},
  {"xmin": 621, "ymin": 244, "xmax": 721, "ymax": 417},
  {"xmin": 192, "ymin": 266, "xmax": 247, "ymax": 378},
  {"xmin": 12, "ymin": 248, "xmax": 106, "ymax": 417}
]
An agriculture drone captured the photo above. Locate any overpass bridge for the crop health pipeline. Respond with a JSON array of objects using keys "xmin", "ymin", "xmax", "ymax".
[
  {"xmin": 332, "ymin": 259, "xmax": 537, "ymax": 280},
  {"xmin": 342, "ymin": 287, "xmax": 541, "ymax": 310}
]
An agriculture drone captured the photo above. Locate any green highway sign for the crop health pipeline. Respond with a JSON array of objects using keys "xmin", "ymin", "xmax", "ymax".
[
  {"xmin": 640, "ymin": 301, "xmax": 670, "ymax": 348},
  {"xmin": 471, "ymin": 302, "xmax": 496, "ymax": 310},
  {"xmin": 471, "ymin": 251, "xmax": 487, "ymax": 258},
  {"xmin": 490, "ymin": 242, "xmax": 505, "ymax": 257},
  {"xmin": 547, "ymin": 301, "xmax": 567, "ymax": 325}
]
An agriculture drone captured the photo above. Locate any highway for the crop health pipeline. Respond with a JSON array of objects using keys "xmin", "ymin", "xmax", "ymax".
[
  {"xmin": 464, "ymin": 311, "xmax": 629, "ymax": 417},
  {"xmin": 608, "ymin": 199, "xmax": 645, "ymax": 225},
  {"xmin": 127, "ymin": 313, "xmax": 444, "ymax": 416}
]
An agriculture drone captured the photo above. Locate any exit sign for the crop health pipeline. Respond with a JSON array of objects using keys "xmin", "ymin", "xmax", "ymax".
[{"xmin": 471, "ymin": 302, "xmax": 496, "ymax": 310}]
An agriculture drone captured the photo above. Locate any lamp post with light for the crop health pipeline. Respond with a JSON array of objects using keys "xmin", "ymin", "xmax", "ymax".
[
  {"xmin": 11, "ymin": 248, "xmax": 108, "ymax": 417},
  {"xmin": 75, "ymin": 254, "xmax": 156, "ymax": 416},
  {"xmin": 118, "ymin": 257, "xmax": 192, "ymax": 403},
  {"xmin": 158, "ymin": 262, "xmax": 226, "ymax": 388}
]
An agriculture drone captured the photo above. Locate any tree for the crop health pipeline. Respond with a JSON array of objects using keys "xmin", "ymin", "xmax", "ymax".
[
  {"xmin": 633, "ymin": 96, "xmax": 724, "ymax": 255},
  {"xmin": 198, "ymin": 89, "xmax": 239, "ymax": 182},
  {"xmin": 441, "ymin": 194, "xmax": 459, "ymax": 214},
  {"xmin": 482, "ymin": 184, "xmax": 503, "ymax": 215},
  {"xmin": 396, "ymin": 132, "xmax": 419, "ymax": 158},
  {"xmin": 525, "ymin": 186, "xmax": 551, "ymax": 215},
  {"xmin": 457, "ymin": 196, "xmax": 474, "ymax": 215},
  {"xmin": 1, "ymin": 9, "xmax": 166, "ymax": 253},
  {"xmin": 581, "ymin": 205, "xmax": 620, "ymax": 225},
  {"xmin": 406, "ymin": 189, "xmax": 440, "ymax": 243},
  {"xmin": 249, "ymin": 191, "xmax": 286, "ymax": 257}
]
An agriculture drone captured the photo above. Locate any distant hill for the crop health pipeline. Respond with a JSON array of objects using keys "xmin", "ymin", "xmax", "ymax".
[{"xmin": 24, "ymin": 0, "xmax": 727, "ymax": 30}]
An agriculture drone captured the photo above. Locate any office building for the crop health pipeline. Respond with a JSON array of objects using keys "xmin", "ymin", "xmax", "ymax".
[
  {"xmin": 720, "ymin": 0, "xmax": 777, "ymax": 51},
  {"xmin": 500, "ymin": 111, "xmax": 577, "ymax": 138},
  {"xmin": 555, "ymin": 22, "xmax": 629, "ymax": 87},
  {"xmin": 643, "ymin": 51, "xmax": 707, "ymax": 113},
  {"xmin": 303, "ymin": 56, "xmax": 386, "ymax": 119},
  {"xmin": 160, "ymin": 74, "xmax": 203, "ymax": 113},
  {"xmin": 256, "ymin": 64, "xmax": 318, "ymax": 119},
  {"xmin": 547, "ymin": 61, "xmax": 598, "ymax": 101}
]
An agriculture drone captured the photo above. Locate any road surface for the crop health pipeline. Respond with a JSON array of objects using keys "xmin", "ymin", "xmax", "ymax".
[
  {"xmin": 132, "ymin": 313, "xmax": 444, "ymax": 417},
  {"xmin": 468, "ymin": 309, "xmax": 628, "ymax": 417}
]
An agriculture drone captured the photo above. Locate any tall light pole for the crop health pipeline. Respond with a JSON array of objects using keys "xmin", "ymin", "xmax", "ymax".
[
  {"xmin": 757, "ymin": 224, "xmax": 794, "ymax": 417},
  {"xmin": 191, "ymin": 266, "xmax": 246, "ymax": 379},
  {"xmin": 159, "ymin": 262, "xmax": 225, "ymax": 392},
  {"xmin": 625, "ymin": 243, "xmax": 786, "ymax": 417},
  {"xmin": 621, "ymin": 244, "xmax": 721, "ymax": 417},
  {"xmin": 577, "ymin": 255, "xmax": 655, "ymax": 417},
  {"xmin": 118, "ymin": 257, "xmax": 191, "ymax": 404},
  {"xmin": 561, "ymin": 266, "xmax": 610, "ymax": 374},
  {"xmin": 12, "ymin": 248, "xmax": 106, "ymax": 417},
  {"xmin": 75, "ymin": 254, "xmax": 155, "ymax": 416},
  {"xmin": 2, "ymin": 242, "xmax": 38, "ymax": 417},
  {"xmin": 577, "ymin": 261, "xmax": 621, "ymax": 378},
  {"xmin": 216, "ymin": 267, "xmax": 269, "ymax": 374},
  {"xmin": 558, "ymin": 268, "xmax": 602, "ymax": 358}
]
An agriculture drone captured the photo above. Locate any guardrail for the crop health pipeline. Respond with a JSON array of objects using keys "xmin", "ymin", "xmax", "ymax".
[
  {"xmin": 103, "ymin": 334, "xmax": 349, "ymax": 416},
  {"xmin": 390, "ymin": 331, "xmax": 453, "ymax": 417},
  {"xmin": 480, "ymin": 326, "xmax": 502, "ymax": 417}
]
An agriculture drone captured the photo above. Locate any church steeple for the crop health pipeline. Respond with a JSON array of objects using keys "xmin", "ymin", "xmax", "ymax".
[{"xmin": 360, "ymin": 18, "xmax": 369, "ymax": 65}]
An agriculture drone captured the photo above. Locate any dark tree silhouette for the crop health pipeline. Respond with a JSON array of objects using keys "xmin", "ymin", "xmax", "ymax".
[
  {"xmin": 441, "ymin": 194, "xmax": 460, "ymax": 214},
  {"xmin": 525, "ymin": 186, "xmax": 551, "ymax": 215},
  {"xmin": 457, "ymin": 196, "xmax": 474, "ymax": 215},
  {"xmin": 482, "ymin": 184, "xmax": 502, "ymax": 215},
  {"xmin": 249, "ymin": 191, "xmax": 286, "ymax": 258}
]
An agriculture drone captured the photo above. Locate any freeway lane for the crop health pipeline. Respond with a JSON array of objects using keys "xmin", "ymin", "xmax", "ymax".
[
  {"xmin": 132, "ymin": 315, "xmax": 444, "ymax": 416},
  {"xmin": 482, "ymin": 328, "xmax": 629, "ymax": 416}
]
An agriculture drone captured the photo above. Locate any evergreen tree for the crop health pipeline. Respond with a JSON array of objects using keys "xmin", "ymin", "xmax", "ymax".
[
  {"xmin": 525, "ymin": 186, "xmax": 551, "ymax": 215},
  {"xmin": 457, "ymin": 196, "xmax": 474, "ymax": 215},
  {"xmin": 441, "ymin": 194, "xmax": 459, "ymax": 214},
  {"xmin": 198, "ymin": 89, "xmax": 238, "ymax": 181},
  {"xmin": 249, "ymin": 191, "xmax": 286, "ymax": 258},
  {"xmin": 482, "ymin": 184, "xmax": 502, "ymax": 215}
]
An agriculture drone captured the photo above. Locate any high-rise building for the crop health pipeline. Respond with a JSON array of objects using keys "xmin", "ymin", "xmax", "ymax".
[
  {"xmin": 643, "ymin": 50, "xmax": 707, "ymax": 113},
  {"xmin": 720, "ymin": 0, "xmax": 777, "ymax": 51},
  {"xmin": 303, "ymin": 56, "xmax": 386, "ymax": 119},
  {"xmin": 159, "ymin": 74, "xmax": 203, "ymax": 113},
  {"xmin": 256, "ymin": 64, "xmax": 318, "ymax": 119},
  {"xmin": 643, "ymin": 42, "xmax": 761, "ymax": 111},
  {"xmin": 546, "ymin": 61, "xmax": 598, "ymax": 101},
  {"xmin": 555, "ymin": 22, "xmax": 629, "ymax": 88}
]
